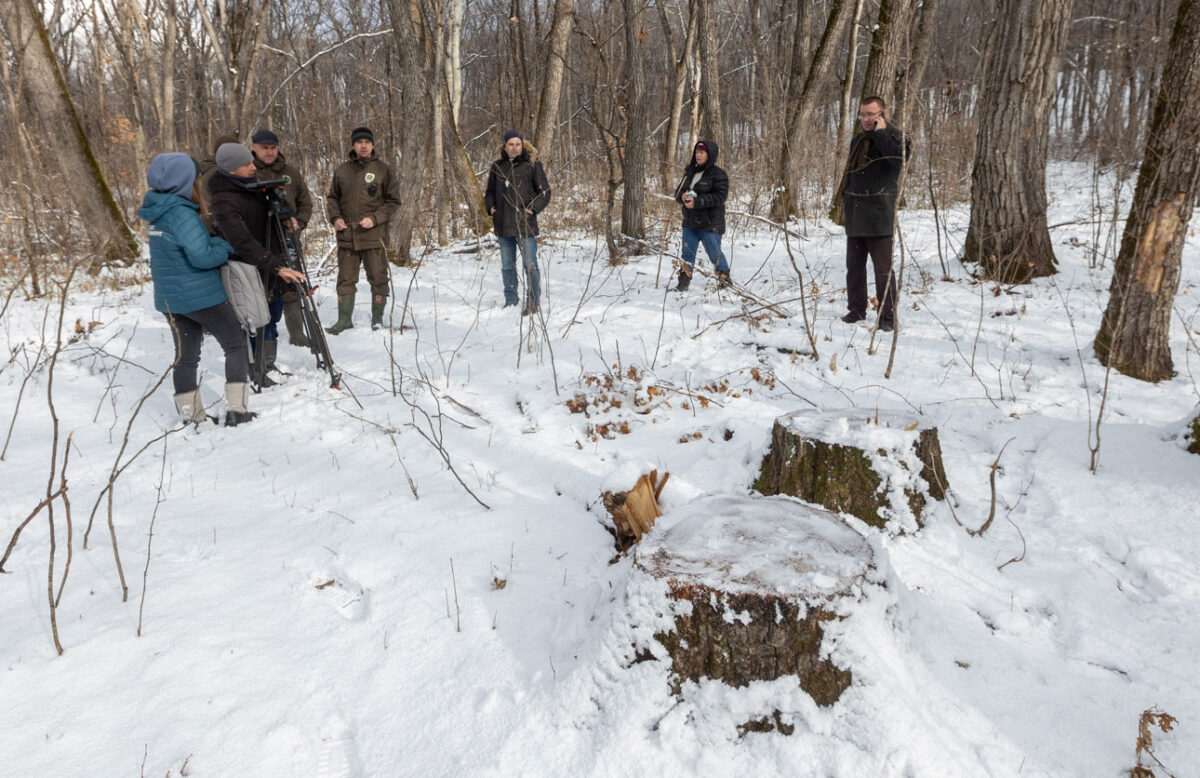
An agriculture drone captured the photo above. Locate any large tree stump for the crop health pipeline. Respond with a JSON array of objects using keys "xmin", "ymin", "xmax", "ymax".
[
  {"xmin": 753, "ymin": 410, "xmax": 948, "ymax": 530},
  {"xmin": 636, "ymin": 495, "xmax": 880, "ymax": 707}
]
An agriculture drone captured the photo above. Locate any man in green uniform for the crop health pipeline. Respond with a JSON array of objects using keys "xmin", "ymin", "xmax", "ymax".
[{"xmin": 325, "ymin": 126, "xmax": 401, "ymax": 333}]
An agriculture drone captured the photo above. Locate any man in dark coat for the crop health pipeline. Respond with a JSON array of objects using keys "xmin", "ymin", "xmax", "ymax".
[
  {"xmin": 251, "ymin": 128, "xmax": 315, "ymax": 347},
  {"xmin": 325, "ymin": 126, "xmax": 401, "ymax": 332},
  {"xmin": 841, "ymin": 96, "xmax": 911, "ymax": 332},
  {"xmin": 207, "ymin": 142, "xmax": 306, "ymax": 385},
  {"xmin": 484, "ymin": 130, "xmax": 551, "ymax": 315},
  {"xmin": 673, "ymin": 139, "xmax": 731, "ymax": 292}
]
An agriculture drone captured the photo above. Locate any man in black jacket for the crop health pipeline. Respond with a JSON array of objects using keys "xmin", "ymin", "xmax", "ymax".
[
  {"xmin": 251, "ymin": 128, "xmax": 315, "ymax": 347},
  {"xmin": 673, "ymin": 139, "xmax": 730, "ymax": 292},
  {"xmin": 841, "ymin": 96, "xmax": 910, "ymax": 332},
  {"xmin": 207, "ymin": 142, "xmax": 305, "ymax": 386},
  {"xmin": 485, "ymin": 130, "xmax": 551, "ymax": 315}
]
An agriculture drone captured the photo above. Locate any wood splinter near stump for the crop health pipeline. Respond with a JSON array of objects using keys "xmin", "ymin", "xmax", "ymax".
[
  {"xmin": 636, "ymin": 495, "xmax": 881, "ymax": 708},
  {"xmin": 601, "ymin": 470, "xmax": 669, "ymax": 551},
  {"xmin": 754, "ymin": 409, "xmax": 949, "ymax": 531}
]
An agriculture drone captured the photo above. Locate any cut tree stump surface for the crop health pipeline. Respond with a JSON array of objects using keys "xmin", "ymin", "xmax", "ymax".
[
  {"xmin": 636, "ymin": 495, "xmax": 881, "ymax": 706},
  {"xmin": 754, "ymin": 409, "xmax": 948, "ymax": 531}
]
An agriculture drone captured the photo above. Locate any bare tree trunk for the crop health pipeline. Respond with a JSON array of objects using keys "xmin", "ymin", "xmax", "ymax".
[
  {"xmin": 963, "ymin": 0, "xmax": 1074, "ymax": 282},
  {"xmin": 433, "ymin": 2, "xmax": 448, "ymax": 246},
  {"xmin": 769, "ymin": 0, "xmax": 854, "ymax": 222},
  {"xmin": 696, "ymin": 0, "xmax": 722, "ymax": 145},
  {"xmin": 385, "ymin": 0, "xmax": 435, "ymax": 263},
  {"xmin": 859, "ymin": 0, "xmax": 918, "ymax": 108},
  {"xmin": 509, "ymin": 0, "xmax": 534, "ymax": 127},
  {"xmin": 532, "ymin": 0, "xmax": 574, "ymax": 157},
  {"xmin": 660, "ymin": 1, "xmax": 698, "ymax": 190},
  {"xmin": 160, "ymin": 2, "xmax": 177, "ymax": 149},
  {"xmin": 620, "ymin": 0, "xmax": 647, "ymax": 239},
  {"xmin": 444, "ymin": 0, "xmax": 465, "ymax": 124},
  {"xmin": 828, "ymin": 0, "xmax": 867, "ymax": 224},
  {"xmin": 1094, "ymin": 0, "xmax": 1200, "ymax": 382},
  {"xmin": 11, "ymin": 0, "xmax": 136, "ymax": 265},
  {"xmin": 440, "ymin": 80, "xmax": 489, "ymax": 236}
]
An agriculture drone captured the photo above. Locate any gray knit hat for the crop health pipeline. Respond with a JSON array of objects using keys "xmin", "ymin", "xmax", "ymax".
[{"xmin": 215, "ymin": 142, "xmax": 253, "ymax": 173}]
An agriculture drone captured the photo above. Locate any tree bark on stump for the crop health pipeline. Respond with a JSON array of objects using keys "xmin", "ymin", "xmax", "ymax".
[
  {"xmin": 753, "ymin": 411, "xmax": 948, "ymax": 530},
  {"xmin": 636, "ymin": 495, "xmax": 878, "ymax": 708}
]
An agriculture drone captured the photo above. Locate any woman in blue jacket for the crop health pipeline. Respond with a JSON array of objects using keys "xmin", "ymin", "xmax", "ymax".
[{"xmin": 137, "ymin": 152, "xmax": 255, "ymax": 426}]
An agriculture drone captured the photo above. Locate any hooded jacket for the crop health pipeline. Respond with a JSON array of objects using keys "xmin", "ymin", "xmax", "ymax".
[
  {"xmin": 673, "ymin": 140, "xmax": 728, "ymax": 234},
  {"xmin": 138, "ymin": 153, "xmax": 233, "ymax": 315},
  {"xmin": 842, "ymin": 124, "xmax": 911, "ymax": 238},
  {"xmin": 253, "ymin": 151, "xmax": 314, "ymax": 230},
  {"xmin": 327, "ymin": 149, "xmax": 401, "ymax": 251},
  {"xmin": 207, "ymin": 169, "xmax": 287, "ymax": 293},
  {"xmin": 484, "ymin": 141, "xmax": 551, "ymax": 238}
]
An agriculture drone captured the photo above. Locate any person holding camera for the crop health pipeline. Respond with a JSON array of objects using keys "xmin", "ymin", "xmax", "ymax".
[
  {"xmin": 841, "ymin": 96, "xmax": 911, "ymax": 333},
  {"xmin": 251, "ymin": 129, "xmax": 315, "ymax": 348},
  {"xmin": 325, "ymin": 126, "xmax": 401, "ymax": 333},
  {"xmin": 484, "ymin": 130, "xmax": 551, "ymax": 315},
  {"xmin": 672, "ymin": 139, "xmax": 730, "ymax": 292},
  {"xmin": 206, "ymin": 142, "xmax": 307, "ymax": 390},
  {"xmin": 138, "ymin": 152, "xmax": 250, "ymax": 426}
]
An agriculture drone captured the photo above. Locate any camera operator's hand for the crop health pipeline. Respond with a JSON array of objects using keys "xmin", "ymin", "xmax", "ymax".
[
  {"xmin": 333, "ymin": 218, "xmax": 347, "ymax": 231},
  {"xmin": 286, "ymin": 217, "xmax": 300, "ymax": 233},
  {"xmin": 359, "ymin": 216, "xmax": 375, "ymax": 230},
  {"xmin": 277, "ymin": 267, "xmax": 307, "ymax": 284}
]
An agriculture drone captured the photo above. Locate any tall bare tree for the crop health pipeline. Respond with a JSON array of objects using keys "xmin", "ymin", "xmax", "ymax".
[
  {"xmin": 1094, "ymin": 0, "xmax": 1200, "ymax": 382},
  {"xmin": 769, "ymin": 0, "xmax": 854, "ymax": 221},
  {"xmin": 620, "ymin": 0, "xmax": 647, "ymax": 239},
  {"xmin": 695, "ymin": 0, "xmax": 722, "ymax": 145},
  {"xmin": 962, "ymin": 0, "xmax": 1074, "ymax": 282},
  {"xmin": 9, "ymin": 0, "xmax": 137, "ymax": 265},
  {"xmin": 532, "ymin": 0, "xmax": 574, "ymax": 157}
]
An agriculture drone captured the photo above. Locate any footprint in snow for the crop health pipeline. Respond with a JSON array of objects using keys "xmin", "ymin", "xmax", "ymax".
[{"xmin": 316, "ymin": 719, "xmax": 363, "ymax": 778}]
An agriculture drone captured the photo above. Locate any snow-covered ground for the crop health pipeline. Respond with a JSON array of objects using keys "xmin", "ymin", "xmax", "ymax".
[{"xmin": 2, "ymin": 164, "xmax": 1198, "ymax": 776}]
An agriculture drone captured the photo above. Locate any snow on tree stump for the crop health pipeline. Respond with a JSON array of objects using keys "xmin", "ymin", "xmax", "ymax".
[
  {"xmin": 636, "ymin": 495, "xmax": 880, "ymax": 707},
  {"xmin": 753, "ymin": 409, "xmax": 948, "ymax": 531}
]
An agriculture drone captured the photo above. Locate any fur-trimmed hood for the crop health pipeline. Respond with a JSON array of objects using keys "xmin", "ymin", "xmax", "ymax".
[{"xmin": 496, "ymin": 140, "xmax": 539, "ymax": 163}]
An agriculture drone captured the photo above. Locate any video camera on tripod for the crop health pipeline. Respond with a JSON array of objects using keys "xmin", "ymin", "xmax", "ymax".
[{"xmin": 245, "ymin": 177, "xmax": 342, "ymax": 389}]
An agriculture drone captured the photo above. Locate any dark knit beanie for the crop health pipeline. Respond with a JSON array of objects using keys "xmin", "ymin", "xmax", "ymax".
[
  {"xmin": 251, "ymin": 129, "xmax": 279, "ymax": 145},
  {"xmin": 350, "ymin": 126, "xmax": 375, "ymax": 144},
  {"xmin": 503, "ymin": 130, "xmax": 523, "ymax": 143}
]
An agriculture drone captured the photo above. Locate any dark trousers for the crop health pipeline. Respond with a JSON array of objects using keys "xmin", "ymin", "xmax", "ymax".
[
  {"xmin": 336, "ymin": 247, "xmax": 389, "ymax": 298},
  {"xmin": 846, "ymin": 236, "xmax": 897, "ymax": 323},
  {"xmin": 166, "ymin": 303, "xmax": 249, "ymax": 393}
]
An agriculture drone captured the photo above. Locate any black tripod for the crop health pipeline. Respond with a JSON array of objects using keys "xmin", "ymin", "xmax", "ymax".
[{"xmin": 249, "ymin": 178, "xmax": 342, "ymax": 389}]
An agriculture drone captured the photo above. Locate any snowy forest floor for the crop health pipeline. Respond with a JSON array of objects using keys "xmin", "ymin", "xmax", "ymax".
[{"xmin": 2, "ymin": 164, "xmax": 1199, "ymax": 777}]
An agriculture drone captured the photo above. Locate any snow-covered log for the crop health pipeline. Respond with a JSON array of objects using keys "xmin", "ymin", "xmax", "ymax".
[
  {"xmin": 753, "ymin": 410, "xmax": 948, "ymax": 531},
  {"xmin": 636, "ymin": 496, "xmax": 881, "ymax": 707}
]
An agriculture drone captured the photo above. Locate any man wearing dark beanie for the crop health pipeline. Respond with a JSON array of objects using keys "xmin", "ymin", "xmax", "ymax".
[
  {"xmin": 325, "ymin": 126, "xmax": 401, "ymax": 333},
  {"xmin": 251, "ymin": 128, "xmax": 314, "ymax": 348},
  {"xmin": 484, "ymin": 129, "xmax": 551, "ymax": 315}
]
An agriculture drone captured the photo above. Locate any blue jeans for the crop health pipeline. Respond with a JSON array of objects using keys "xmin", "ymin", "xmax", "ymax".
[
  {"xmin": 681, "ymin": 227, "xmax": 729, "ymax": 273},
  {"xmin": 249, "ymin": 295, "xmax": 283, "ymax": 354},
  {"xmin": 498, "ymin": 235, "xmax": 539, "ymax": 305}
]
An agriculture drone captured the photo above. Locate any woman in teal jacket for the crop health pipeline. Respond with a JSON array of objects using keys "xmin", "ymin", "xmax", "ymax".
[{"xmin": 138, "ymin": 152, "xmax": 255, "ymax": 426}]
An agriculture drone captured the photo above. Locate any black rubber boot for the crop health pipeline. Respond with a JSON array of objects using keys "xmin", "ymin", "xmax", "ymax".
[{"xmin": 676, "ymin": 266, "xmax": 692, "ymax": 292}]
